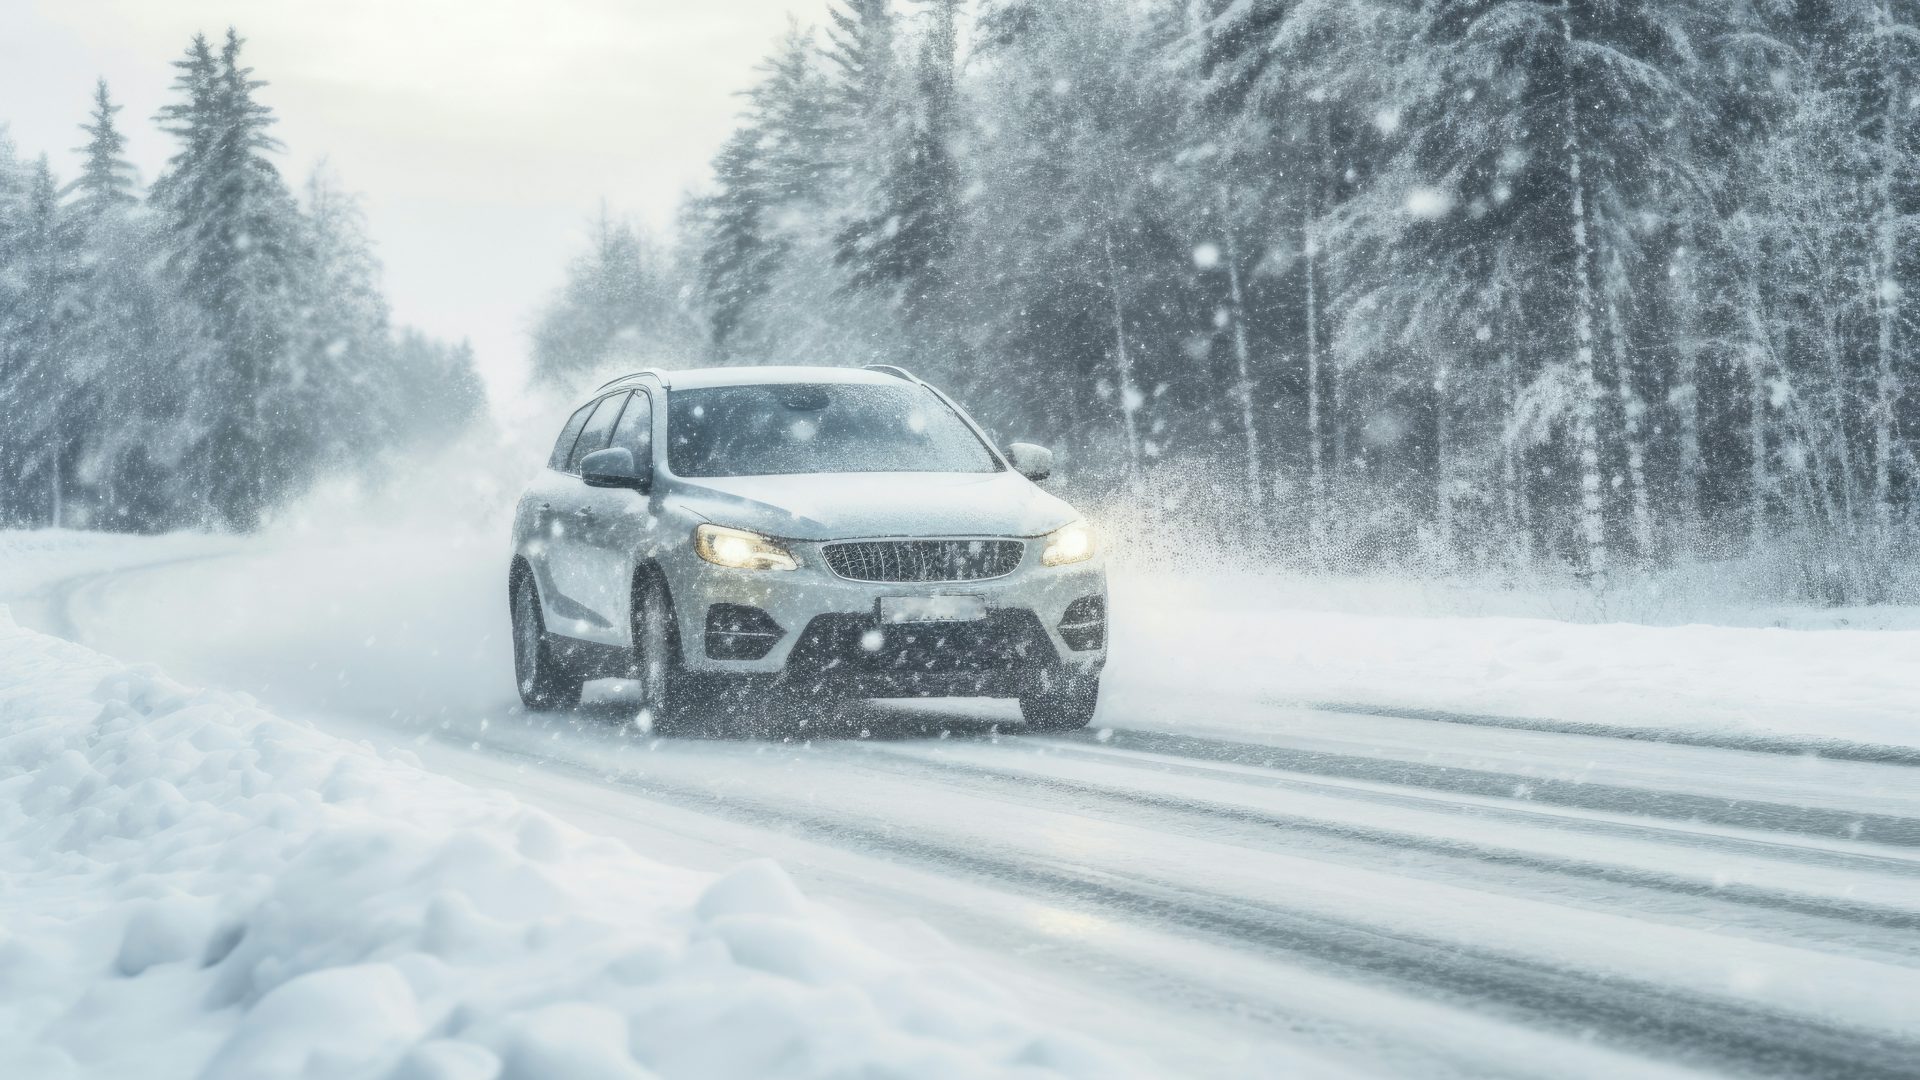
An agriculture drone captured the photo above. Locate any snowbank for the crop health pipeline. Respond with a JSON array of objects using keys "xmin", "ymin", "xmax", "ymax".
[{"xmin": 0, "ymin": 611, "xmax": 1125, "ymax": 1080}]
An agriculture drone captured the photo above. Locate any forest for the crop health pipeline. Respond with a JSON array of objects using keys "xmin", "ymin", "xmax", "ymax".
[
  {"xmin": 0, "ymin": 30, "xmax": 484, "ymax": 533},
  {"xmin": 534, "ymin": 0, "xmax": 1920, "ymax": 601}
]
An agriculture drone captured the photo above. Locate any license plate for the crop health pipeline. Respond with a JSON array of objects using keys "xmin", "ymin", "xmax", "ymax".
[{"xmin": 879, "ymin": 594, "xmax": 987, "ymax": 624}]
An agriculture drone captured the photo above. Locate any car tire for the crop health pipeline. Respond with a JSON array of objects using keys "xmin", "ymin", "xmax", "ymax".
[
  {"xmin": 1018, "ymin": 669, "xmax": 1099, "ymax": 732},
  {"xmin": 511, "ymin": 570, "xmax": 584, "ymax": 711},
  {"xmin": 631, "ymin": 569, "xmax": 708, "ymax": 735}
]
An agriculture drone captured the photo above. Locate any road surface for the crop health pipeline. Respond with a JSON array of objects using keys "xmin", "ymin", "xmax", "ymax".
[{"xmin": 10, "ymin": 531, "xmax": 1920, "ymax": 1079}]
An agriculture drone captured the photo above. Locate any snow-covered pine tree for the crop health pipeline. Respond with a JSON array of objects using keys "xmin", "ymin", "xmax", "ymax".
[
  {"xmin": 1322, "ymin": 0, "xmax": 1726, "ymax": 579},
  {"xmin": 0, "ymin": 130, "xmax": 31, "ymax": 525},
  {"xmin": 823, "ymin": 0, "xmax": 901, "ymax": 186},
  {"xmin": 1191, "ymin": 0, "xmax": 1409, "ymax": 556},
  {"xmin": 753, "ymin": 25, "xmax": 836, "ymax": 211},
  {"xmin": 293, "ymin": 167, "xmax": 393, "ymax": 468},
  {"xmin": 71, "ymin": 80, "xmax": 137, "ymax": 214},
  {"xmin": 0, "ymin": 158, "xmax": 84, "ymax": 526},
  {"xmin": 834, "ymin": 0, "xmax": 962, "ymax": 340},
  {"xmin": 1818, "ymin": 1, "xmax": 1919, "ymax": 555},
  {"xmin": 694, "ymin": 127, "xmax": 783, "ymax": 356},
  {"xmin": 154, "ymin": 29, "xmax": 309, "ymax": 529},
  {"xmin": 60, "ymin": 77, "xmax": 190, "ymax": 530},
  {"xmin": 533, "ymin": 207, "xmax": 701, "ymax": 386}
]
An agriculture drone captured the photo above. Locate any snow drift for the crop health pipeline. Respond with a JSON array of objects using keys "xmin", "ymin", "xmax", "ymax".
[{"xmin": 0, "ymin": 610, "xmax": 1124, "ymax": 1080}]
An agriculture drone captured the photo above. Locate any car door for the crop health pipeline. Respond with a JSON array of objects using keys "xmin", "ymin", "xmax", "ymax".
[
  {"xmin": 522, "ymin": 399, "xmax": 594, "ymax": 622},
  {"xmin": 574, "ymin": 387, "xmax": 656, "ymax": 642},
  {"xmin": 543, "ymin": 391, "xmax": 630, "ymax": 643}
]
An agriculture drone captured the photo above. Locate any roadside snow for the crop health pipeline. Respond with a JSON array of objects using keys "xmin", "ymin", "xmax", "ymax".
[
  {"xmin": 1113, "ymin": 572, "xmax": 1920, "ymax": 753},
  {"xmin": 0, "ymin": 529, "xmax": 239, "ymax": 602},
  {"xmin": 0, "ymin": 611, "xmax": 1125, "ymax": 1080}
]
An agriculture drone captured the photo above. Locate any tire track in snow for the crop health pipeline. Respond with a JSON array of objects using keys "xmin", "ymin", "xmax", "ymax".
[
  {"xmin": 826, "ymin": 743, "xmax": 1920, "ymax": 937},
  {"xmin": 1293, "ymin": 699, "xmax": 1920, "ymax": 767},
  {"xmin": 1071, "ymin": 728, "xmax": 1920, "ymax": 847},
  {"xmin": 476, "ymin": 735, "xmax": 1920, "ymax": 1080},
  {"xmin": 1016, "ymin": 736, "xmax": 1920, "ymax": 877}
]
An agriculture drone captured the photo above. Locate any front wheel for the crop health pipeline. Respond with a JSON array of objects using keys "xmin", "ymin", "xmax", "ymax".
[
  {"xmin": 1018, "ymin": 669, "xmax": 1099, "ymax": 732},
  {"xmin": 512, "ymin": 570, "xmax": 583, "ymax": 711},
  {"xmin": 632, "ymin": 571, "xmax": 777, "ymax": 737}
]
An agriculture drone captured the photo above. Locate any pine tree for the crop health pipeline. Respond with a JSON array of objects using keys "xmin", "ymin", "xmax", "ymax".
[
  {"xmin": 0, "ymin": 130, "xmax": 30, "ymax": 524},
  {"xmin": 822, "ymin": 0, "xmax": 902, "ymax": 224},
  {"xmin": 824, "ymin": 0, "xmax": 898, "ymax": 120},
  {"xmin": 534, "ymin": 207, "xmax": 700, "ymax": 385},
  {"xmin": 696, "ymin": 128, "xmax": 782, "ymax": 354},
  {"xmin": 835, "ymin": 0, "xmax": 962, "ymax": 315},
  {"xmin": 154, "ymin": 28, "xmax": 308, "ymax": 529},
  {"xmin": 71, "ymin": 79, "xmax": 137, "ymax": 213},
  {"xmin": 0, "ymin": 158, "xmax": 84, "ymax": 525},
  {"xmin": 1192, "ymin": 0, "xmax": 1410, "ymax": 549},
  {"xmin": 752, "ymin": 26, "xmax": 836, "ymax": 209},
  {"xmin": 62, "ymin": 76, "xmax": 177, "ymax": 529},
  {"xmin": 673, "ymin": 0, "xmax": 1920, "ymax": 592},
  {"xmin": 967, "ymin": 0, "xmax": 1193, "ymax": 481},
  {"xmin": 293, "ymin": 166, "xmax": 392, "ymax": 466}
]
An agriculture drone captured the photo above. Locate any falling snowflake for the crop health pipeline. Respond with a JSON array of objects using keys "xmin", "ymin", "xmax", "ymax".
[{"xmin": 1405, "ymin": 187, "xmax": 1453, "ymax": 219}]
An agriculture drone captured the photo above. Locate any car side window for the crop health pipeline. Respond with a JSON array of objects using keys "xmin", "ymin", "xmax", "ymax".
[
  {"xmin": 608, "ymin": 389, "xmax": 651, "ymax": 463},
  {"xmin": 548, "ymin": 402, "xmax": 595, "ymax": 471},
  {"xmin": 565, "ymin": 392, "xmax": 629, "ymax": 473}
]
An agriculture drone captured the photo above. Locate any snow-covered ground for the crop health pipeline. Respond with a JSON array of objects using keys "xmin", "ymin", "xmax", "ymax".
[
  {"xmin": 0, "ymin": 608, "xmax": 1125, "ymax": 1080},
  {"xmin": 1117, "ymin": 573, "xmax": 1920, "ymax": 755},
  {"xmin": 5, "ymin": 525, "xmax": 1920, "ymax": 1079}
]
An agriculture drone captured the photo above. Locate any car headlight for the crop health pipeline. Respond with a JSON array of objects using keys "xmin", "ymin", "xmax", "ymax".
[
  {"xmin": 1041, "ymin": 521, "xmax": 1096, "ymax": 566},
  {"xmin": 695, "ymin": 524, "xmax": 799, "ymax": 571}
]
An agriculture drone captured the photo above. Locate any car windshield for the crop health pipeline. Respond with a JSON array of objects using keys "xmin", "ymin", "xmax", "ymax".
[{"xmin": 666, "ymin": 382, "xmax": 999, "ymax": 477}]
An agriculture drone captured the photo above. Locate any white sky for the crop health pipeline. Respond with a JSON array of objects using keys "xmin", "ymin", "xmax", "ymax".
[{"xmin": 0, "ymin": 0, "xmax": 823, "ymax": 401}]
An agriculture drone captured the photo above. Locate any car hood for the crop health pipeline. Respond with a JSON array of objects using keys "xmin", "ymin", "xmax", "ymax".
[{"xmin": 669, "ymin": 470, "xmax": 1078, "ymax": 542}]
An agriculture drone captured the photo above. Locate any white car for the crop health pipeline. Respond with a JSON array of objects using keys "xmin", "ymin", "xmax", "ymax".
[{"xmin": 508, "ymin": 365, "xmax": 1108, "ymax": 733}]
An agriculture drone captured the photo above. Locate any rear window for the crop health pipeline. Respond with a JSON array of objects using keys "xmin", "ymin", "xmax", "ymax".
[{"xmin": 666, "ymin": 383, "xmax": 999, "ymax": 478}]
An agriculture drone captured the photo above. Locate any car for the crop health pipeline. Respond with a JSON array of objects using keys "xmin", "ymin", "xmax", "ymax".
[{"xmin": 507, "ymin": 364, "xmax": 1108, "ymax": 733}]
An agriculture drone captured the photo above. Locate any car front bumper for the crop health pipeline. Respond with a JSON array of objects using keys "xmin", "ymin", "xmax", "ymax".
[{"xmin": 665, "ymin": 537, "xmax": 1107, "ymax": 696}]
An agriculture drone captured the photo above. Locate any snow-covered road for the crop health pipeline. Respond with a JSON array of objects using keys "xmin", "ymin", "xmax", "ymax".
[{"xmin": 8, "ymin": 529, "xmax": 1920, "ymax": 1079}]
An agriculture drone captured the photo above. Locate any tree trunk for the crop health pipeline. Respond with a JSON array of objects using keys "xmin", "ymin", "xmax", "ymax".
[
  {"xmin": 1305, "ymin": 109, "xmax": 1327, "ymax": 549},
  {"xmin": 1499, "ymin": 336, "xmax": 1533, "ymax": 567},
  {"xmin": 1102, "ymin": 230, "xmax": 1143, "ymax": 481},
  {"xmin": 1871, "ymin": 52, "xmax": 1902, "ymax": 545},
  {"xmin": 1433, "ymin": 356, "xmax": 1454, "ymax": 566},
  {"xmin": 49, "ymin": 450, "xmax": 63, "ymax": 530},
  {"xmin": 1749, "ymin": 344, "xmax": 1771, "ymax": 546},
  {"xmin": 1605, "ymin": 280, "xmax": 1653, "ymax": 560},
  {"xmin": 1563, "ymin": 10, "xmax": 1609, "ymax": 582},
  {"xmin": 1669, "ymin": 238, "xmax": 1704, "ymax": 553},
  {"xmin": 1220, "ymin": 206, "xmax": 1266, "ymax": 529}
]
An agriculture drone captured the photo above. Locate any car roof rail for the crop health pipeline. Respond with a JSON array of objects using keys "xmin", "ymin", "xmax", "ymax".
[
  {"xmin": 596, "ymin": 368, "xmax": 671, "ymax": 391},
  {"xmin": 863, "ymin": 364, "xmax": 919, "ymax": 383}
]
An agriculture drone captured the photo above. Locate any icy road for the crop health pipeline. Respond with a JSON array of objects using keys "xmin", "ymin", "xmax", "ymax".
[{"xmin": 8, "ymin": 529, "xmax": 1920, "ymax": 1080}]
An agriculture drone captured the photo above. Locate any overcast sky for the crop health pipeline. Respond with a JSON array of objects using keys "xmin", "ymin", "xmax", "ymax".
[{"xmin": 0, "ymin": 0, "xmax": 822, "ymax": 399}]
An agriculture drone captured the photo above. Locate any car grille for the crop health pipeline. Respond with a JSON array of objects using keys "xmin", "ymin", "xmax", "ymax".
[
  {"xmin": 823, "ymin": 539, "xmax": 1024, "ymax": 583},
  {"xmin": 783, "ymin": 611, "xmax": 1055, "ymax": 696}
]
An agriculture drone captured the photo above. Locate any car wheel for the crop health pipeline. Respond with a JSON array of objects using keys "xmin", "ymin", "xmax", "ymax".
[
  {"xmin": 512, "ymin": 570, "xmax": 583, "ymax": 711},
  {"xmin": 1018, "ymin": 669, "xmax": 1099, "ymax": 732},
  {"xmin": 631, "ymin": 570, "xmax": 704, "ymax": 734}
]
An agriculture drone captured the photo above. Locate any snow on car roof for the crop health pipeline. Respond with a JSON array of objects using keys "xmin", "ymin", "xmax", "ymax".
[{"xmin": 658, "ymin": 365, "xmax": 908, "ymax": 391}]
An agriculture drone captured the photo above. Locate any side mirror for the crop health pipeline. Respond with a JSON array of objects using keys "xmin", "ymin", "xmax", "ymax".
[
  {"xmin": 580, "ymin": 447, "xmax": 648, "ymax": 490},
  {"xmin": 1005, "ymin": 442, "xmax": 1054, "ymax": 482}
]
